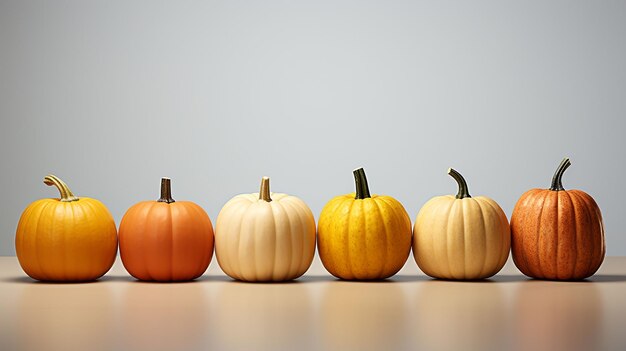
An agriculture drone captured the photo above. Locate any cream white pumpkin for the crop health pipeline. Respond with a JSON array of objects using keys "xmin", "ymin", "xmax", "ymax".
[
  {"xmin": 413, "ymin": 168, "xmax": 510, "ymax": 280},
  {"xmin": 215, "ymin": 177, "xmax": 316, "ymax": 282}
]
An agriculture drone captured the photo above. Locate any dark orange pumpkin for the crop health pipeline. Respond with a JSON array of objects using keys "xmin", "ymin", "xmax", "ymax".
[
  {"xmin": 119, "ymin": 178, "xmax": 214, "ymax": 281},
  {"xmin": 511, "ymin": 158, "xmax": 605, "ymax": 280}
]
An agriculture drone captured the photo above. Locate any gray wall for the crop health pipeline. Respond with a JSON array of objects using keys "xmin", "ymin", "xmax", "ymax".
[{"xmin": 1, "ymin": 0, "xmax": 624, "ymax": 256}]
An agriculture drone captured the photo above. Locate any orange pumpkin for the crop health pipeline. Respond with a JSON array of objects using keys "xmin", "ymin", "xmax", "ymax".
[
  {"xmin": 511, "ymin": 158, "xmax": 605, "ymax": 280},
  {"xmin": 119, "ymin": 178, "xmax": 214, "ymax": 281},
  {"xmin": 15, "ymin": 174, "xmax": 118, "ymax": 281}
]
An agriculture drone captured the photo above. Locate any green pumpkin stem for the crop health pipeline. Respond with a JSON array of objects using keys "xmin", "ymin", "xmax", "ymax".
[
  {"xmin": 157, "ymin": 178, "xmax": 175, "ymax": 203},
  {"xmin": 550, "ymin": 157, "xmax": 571, "ymax": 191},
  {"xmin": 448, "ymin": 168, "xmax": 471, "ymax": 199},
  {"xmin": 44, "ymin": 174, "xmax": 79, "ymax": 202},
  {"xmin": 353, "ymin": 168, "xmax": 371, "ymax": 200},
  {"xmin": 259, "ymin": 176, "xmax": 272, "ymax": 202}
]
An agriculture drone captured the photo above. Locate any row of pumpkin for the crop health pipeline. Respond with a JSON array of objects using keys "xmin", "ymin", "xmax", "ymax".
[{"xmin": 15, "ymin": 157, "xmax": 605, "ymax": 282}]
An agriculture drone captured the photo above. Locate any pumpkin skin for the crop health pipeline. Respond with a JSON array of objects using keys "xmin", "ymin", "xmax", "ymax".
[
  {"xmin": 413, "ymin": 168, "xmax": 510, "ymax": 280},
  {"xmin": 215, "ymin": 177, "xmax": 316, "ymax": 282},
  {"xmin": 15, "ymin": 175, "xmax": 118, "ymax": 281},
  {"xmin": 318, "ymin": 168, "xmax": 412, "ymax": 280},
  {"xmin": 511, "ymin": 158, "xmax": 605, "ymax": 280},
  {"xmin": 119, "ymin": 178, "xmax": 214, "ymax": 281}
]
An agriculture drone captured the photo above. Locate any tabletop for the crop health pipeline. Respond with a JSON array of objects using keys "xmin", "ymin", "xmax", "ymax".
[{"xmin": 1, "ymin": 255, "xmax": 625, "ymax": 351}]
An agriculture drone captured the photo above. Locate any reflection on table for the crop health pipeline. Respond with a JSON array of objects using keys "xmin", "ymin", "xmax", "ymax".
[{"xmin": 1, "ymin": 257, "xmax": 625, "ymax": 351}]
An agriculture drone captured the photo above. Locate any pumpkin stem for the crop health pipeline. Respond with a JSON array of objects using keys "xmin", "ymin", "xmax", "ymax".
[
  {"xmin": 44, "ymin": 174, "xmax": 79, "ymax": 202},
  {"xmin": 157, "ymin": 178, "xmax": 175, "ymax": 203},
  {"xmin": 259, "ymin": 176, "xmax": 272, "ymax": 202},
  {"xmin": 550, "ymin": 157, "xmax": 571, "ymax": 191},
  {"xmin": 448, "ymin": 168, "xmax": 471, "ymax": 199},
  {"xmin": 353, "ymin": 168, "xmax": 371, "ymax": 199}
]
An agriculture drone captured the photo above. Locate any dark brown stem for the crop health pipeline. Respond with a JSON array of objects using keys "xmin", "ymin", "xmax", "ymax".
[{"xmin": 157, "ymin": 178, "xmax": 175, "ymax": 203}]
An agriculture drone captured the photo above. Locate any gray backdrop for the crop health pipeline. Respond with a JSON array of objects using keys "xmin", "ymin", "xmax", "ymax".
[{"xmin": 1, "ymin": 1, "xmax": 624, "ymax": 256}]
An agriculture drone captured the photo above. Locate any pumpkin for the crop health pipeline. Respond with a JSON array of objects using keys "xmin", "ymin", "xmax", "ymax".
[
  {"xmin": 15, "ymin": 174, "xmax": 118, "ymax": 281},
  {"xmin": 215, "ymin": 176, "xmax": 316, "ymax": 282},
  {"xmin": 413, "ymin": 168, "xmax": 510, "ymax": 280},
  {"xmin": 317, "ymin": 168, "xmax": 412, "ymax": 280},
  {"xmin": 511, "ymin": 157, "xmax": 605, "ymax": 280},
  {"xmin": 119, "ymin": 178, "xmax": 214, "ymax": 281}
]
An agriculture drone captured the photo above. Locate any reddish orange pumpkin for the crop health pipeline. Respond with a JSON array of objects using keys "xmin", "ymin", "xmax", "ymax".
[
  {"xmin": 119, "ymin": 178, "xmax": 214, "ymax": 281},
  {"xmin": 511, "ymin": 158, "xmax": 605, "ymax": 280}
]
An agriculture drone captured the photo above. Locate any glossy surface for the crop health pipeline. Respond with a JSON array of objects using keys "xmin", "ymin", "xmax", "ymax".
[
  {"xmin": 1, "ymin": 256, "xmax": 625, "ymax": 351},
  {"xmin": 15, "ymin": 197, "xmax": 118, "ymax": 281},
  {"xmin": 119, "ymin": 200, "xmax": 214, "ymax": 281}
]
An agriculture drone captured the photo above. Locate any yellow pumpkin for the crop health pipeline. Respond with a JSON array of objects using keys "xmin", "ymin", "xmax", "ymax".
[
  {"xmin": 15, "ymin": 175, "xmax": 118, "ymax": 281},
  {"xmin": 413, "ymin": 168, "xmax": 510, "ymax": 280},
  {"xmin": 317, "ymin": 168, "xmax": 412, "ymax": 280},
  {"xmin": 215, "ymin": 177, "xmax": 316, "ymax": 282}
]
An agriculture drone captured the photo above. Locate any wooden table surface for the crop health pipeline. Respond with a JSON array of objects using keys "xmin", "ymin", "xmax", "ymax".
[{"xmin": 1, "ymin": 255, "xmax": 625, "ymax": 351}]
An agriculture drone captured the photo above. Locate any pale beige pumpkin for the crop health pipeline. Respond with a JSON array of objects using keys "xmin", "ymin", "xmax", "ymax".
[
  {"xmin": 413, "ymin": 168, "xmax": 510, "ymax": 280},
  {"xmin": 215, "ymin": 177, "xmax": 316, "ymax": 282}
]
